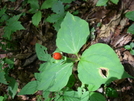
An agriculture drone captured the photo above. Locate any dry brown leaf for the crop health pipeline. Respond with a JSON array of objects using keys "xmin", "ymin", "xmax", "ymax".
[
  {"xmin": 98, "ymin": 13, "xmax": 122, "ymax": 38},
  {"xmin": 111, "ymin": 34, "xmax": 132, "ymax": 48},
  {"xmin": 123, "ymin": 51, "xmax": 134, "ymax": 67}
]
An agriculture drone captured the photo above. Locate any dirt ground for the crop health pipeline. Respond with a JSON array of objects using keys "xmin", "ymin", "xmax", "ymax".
[{"xmin": 0, "ymin": 0, "xmax": 134, "ymax": 101}]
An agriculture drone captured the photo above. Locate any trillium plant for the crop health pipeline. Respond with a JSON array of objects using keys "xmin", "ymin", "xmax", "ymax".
[{"xmin": 18, "ymin": 12, "xmax": 132, "ymax": 100}]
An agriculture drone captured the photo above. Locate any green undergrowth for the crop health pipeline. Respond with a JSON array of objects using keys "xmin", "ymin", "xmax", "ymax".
[
  {"xmin": 0, "ymin": 0, "xmax": 134, "ymax": 100},
  {"xmin": 18, "ymin": 12, "xmax": 133, "ymax": 101}
]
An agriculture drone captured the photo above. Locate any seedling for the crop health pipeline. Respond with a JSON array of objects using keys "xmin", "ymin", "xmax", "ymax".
[
  {"xmin": 18, "ymin": 12, "xmax": 132, "ymax": 100},
  {"xmin": 125, "ymin": 42, "xmax": 134, "ymax": 55},
  {"xmin": 125, "ymin": 11, "xmax": 134, "ymax": 34}
]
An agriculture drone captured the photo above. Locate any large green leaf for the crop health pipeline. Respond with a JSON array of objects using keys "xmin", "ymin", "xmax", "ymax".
[
  {"xmin": 56, "ymin": 12, "xmax": 89, "ymax": 54},
  {"xmin": 18, "ymin": 81, "xmax": 37, "ymax": 95},
  {"xmin": 78, "ymin": 43, "xmax": 129, "ymax": 88},
  {"xmin": 37, "ymin": 62, "xmax": 73, "ymax": 91}
]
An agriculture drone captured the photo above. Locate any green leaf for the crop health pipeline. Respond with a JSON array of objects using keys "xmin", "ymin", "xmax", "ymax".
[
  {"xmin": 52, "ymin": 1, "xmax": 64, "ymax": 14},
  {"xmin": 88, "ymin": 84, "xmax": 100, "ymax": 91},
  {"xmin": 125, "ymin": 11, "xmax": 134, "ymax": 21},
  {"xmin": 96, "ymin": 0, "xmax": 108, "ymax": 6},
  {"xmin": 0, "ymin": 71, "xmax": 7, "ymax": 84},
  {"xmin": 130, "ymin": 42, "xmax": 134, "ymax": 48},
  {"xmin": 106, "ymin": 87, "xmax": 118, "ymax": 97},
  {"xmin": 78, "ymin": 43, "xmax": 128, "ymax": 88},
  {"xmin": 6, "ymin": 21, "xmax": 24, "ymax": 32},
  {"xmin": 18, "ymin": 81, "xmax": 37, "ymax": 95},
  {"xmin": 0, "ymin": 14, "xmax": 9, "ymax": 23},
  {"xmin": 28, "ymin": 0, "xmax": 39, "ymax": 13},
  {"xmin": 0, "ymin": 7, "xmax": 6, "ymax": 17},
  {"xmin": 43, "ymin": 91, "xmax": 51, "ymax": 101},
  {"xmin": 4, "ymin": 58, "xmax": 14, "ymax": 64},
  {"xmin": 53, "ymin": 15, "xmax": 66, "ymax": 31},
  {"xmin": 46, "ymin": 12, "xmax": 65, "ymax": 31},
  {"xmin": 53, "ymin": 18, "xmax": 63, "ymax": 31},
  {"xmin": 35, "ymin": 43, "xmax": 51, "ymax": 61},
  {"xmin": 89, "ymin": 92, "xmax": 106, "ymax": 101},
  {"xmin": 124, "ymin": 45, "xmax": 131, "ymax": 50},
  {"xmin": 32, "ymin": 11, "xmax": 42, "ymax": 27},
  {"xmin": 0, "ymin": 7, "xmax": 9, "ymax": 23},
  {"xmin": 66, "ymin": 74, "xmax": 76, "ymax": 88},
  {"xmin": 7, "ymin": 77, "xmax": 18, "ymax": 98},
  {"xmin": 3, "ymin": 27, "xmax": 12, "ymax": 40},
  {"xmin": 3, "ymin": 15, "xmax": 25, "ymax": 40},
  {"xmin": 56, "ymin": 12, "xmax": 89, "ymax": 54},
  {"xmin": 130, "ymin": 50, "xmax": 134, "ymax": 55},
  {"xmin": 77, "ymin": 87, "xmax": 89, "ymax": 101},
  {"xmin": 61, "ymin": 0, "xmax": 75, "ymax": 3},
  {"xmin": 110, "ymin": 0, "xmax": 119, "ymax": 4},
  {"xmin": 37, "ymin": 62, "xmax": 73, "ymax": 91},
  {"xmin": 127, "ymin": 24, "xmax": 134, "ymax": 34},
  {"xmin": 7, "ymin": 14, "xmax": 21, "ymax": 23},
  {"xmin": 0, "ymin": 96, "xmax": 4, "ymax": 101},
  {"xmin": 56, "ymin": 91, "xmax": 80, "ymax": 101},
  {"xmin": 46, "ymin": 14, "xmax": 64, "ymax": 23},
  {"xmin": 41, "ymin": 0, "xmax": 58, "ymax": 9},
  {"xmin": 0, "ymin": 63, "xmax": 2, "ymax": 71}
]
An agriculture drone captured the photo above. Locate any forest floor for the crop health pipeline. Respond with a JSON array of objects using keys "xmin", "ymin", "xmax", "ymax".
[{"xmin": 0, "ymin": 0, "xmax": 134, "ymax": 101}]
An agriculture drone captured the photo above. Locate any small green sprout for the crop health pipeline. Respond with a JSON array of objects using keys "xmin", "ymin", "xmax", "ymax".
[{"xmin": 124, "ymin": 42, "xmax": 134, "ymax": 55}]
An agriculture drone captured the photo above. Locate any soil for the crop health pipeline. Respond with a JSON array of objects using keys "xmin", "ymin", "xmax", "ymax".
[{"xmin": 0, "ymin": 0, "xmax": 134, "ymax": 101}]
